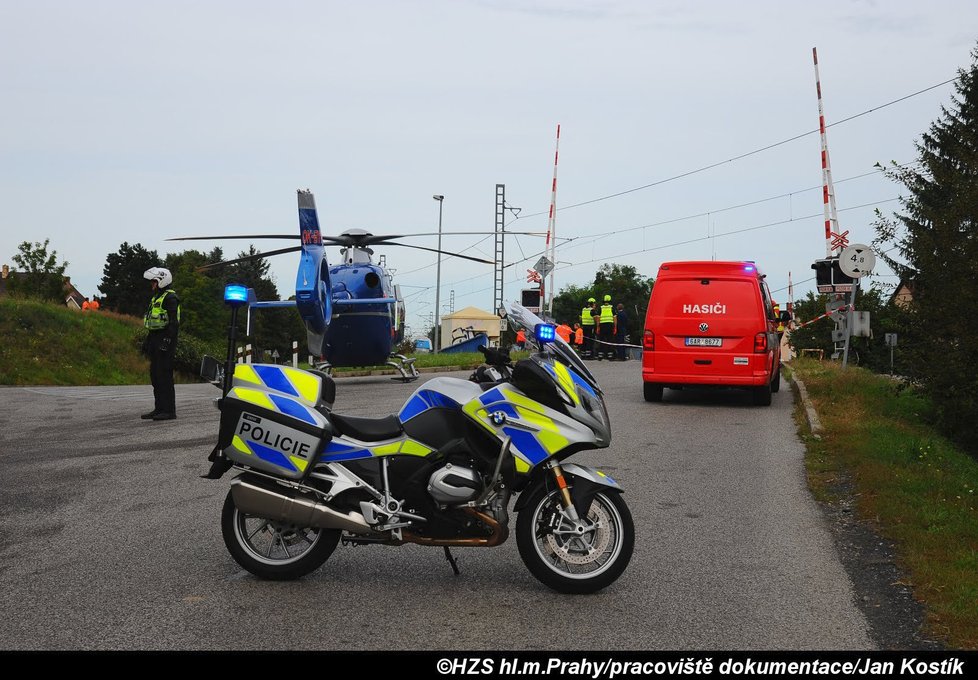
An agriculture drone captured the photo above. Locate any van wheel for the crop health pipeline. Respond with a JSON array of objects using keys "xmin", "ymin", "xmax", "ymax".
[
  {"xmin": 771, "ymin": 366, "xmax": 781, "ymax": 393},
  {"xmin": 752, "ymin": 382, "xmax": 772, "ymax": 406},
  {"xmin": 643, "ymin": 383, "xmax": 663, "ymax": 402}
]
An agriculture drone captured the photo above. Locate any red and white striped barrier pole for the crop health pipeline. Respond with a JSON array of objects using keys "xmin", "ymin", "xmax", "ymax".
[
  {"xmin": 245, "ymin": 343, "xmax": 253, "ymax": 364},
  {"xmin": 787, "ymin": 271, "xmax": 795, "ymax": 320},
  {"xmin": 795, "ymin": 304, "xmax": 852, "ymax": 329},
  {"xmin": 292, "ymin": 341, "xmax": 298, "ymax": 368},
  {"xmin": 545, "ymin": 123, "xmax": 560, "ymax": 316},
  {"xmin": 813, "ymin": 48, "xmax": 846, "ymax": 257}
]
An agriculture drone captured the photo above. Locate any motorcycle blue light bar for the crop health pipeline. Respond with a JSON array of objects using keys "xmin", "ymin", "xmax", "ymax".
[
  {"xmin": 224, "ymin": 284, "xmax": 249, "ymax": 305},
  {"xmin": 534, "ymin": 323, "xmax": 556, "ymax": 344}
]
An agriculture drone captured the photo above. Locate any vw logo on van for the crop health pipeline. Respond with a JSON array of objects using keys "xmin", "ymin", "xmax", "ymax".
[{"xmin": 699, "ymin": 322, "xmax": 709, "ymax": 333}]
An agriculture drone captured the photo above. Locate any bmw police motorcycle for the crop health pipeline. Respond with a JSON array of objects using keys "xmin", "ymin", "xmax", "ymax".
[{"xmin": 202, "ymin": 300, "xmax": 633, "ymax": 593}]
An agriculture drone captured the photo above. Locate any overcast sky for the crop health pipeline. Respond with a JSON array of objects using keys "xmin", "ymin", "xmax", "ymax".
[{"xmin": 2, "ymin": 1, "xmax": 976, "ymax": 336}]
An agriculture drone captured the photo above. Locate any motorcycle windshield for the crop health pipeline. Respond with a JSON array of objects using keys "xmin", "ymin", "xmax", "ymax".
[{"xmin": 502, "ymin": 301, "xmax": 601, "ymax": 393}]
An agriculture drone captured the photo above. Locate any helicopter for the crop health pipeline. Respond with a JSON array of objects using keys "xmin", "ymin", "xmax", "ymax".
[{"xmin": 169, "ymin": 189, "xmax": 497, "ymax": 381}]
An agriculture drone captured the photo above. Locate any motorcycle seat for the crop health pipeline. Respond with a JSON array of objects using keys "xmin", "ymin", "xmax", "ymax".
[{"xmin": 329, "ymin": 413, "xmax": 403, "ymax": 442}]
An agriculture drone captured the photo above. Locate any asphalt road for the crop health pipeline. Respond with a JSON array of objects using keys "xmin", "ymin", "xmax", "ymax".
[{"xmin": 0, "ymin": 362, "xmax": 873, "ymax": 650}]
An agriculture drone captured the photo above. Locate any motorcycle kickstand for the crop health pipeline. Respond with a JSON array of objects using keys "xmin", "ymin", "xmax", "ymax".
[{"xmin": 443, "ymin": 546, "xmax": 461, "ymax": 576}]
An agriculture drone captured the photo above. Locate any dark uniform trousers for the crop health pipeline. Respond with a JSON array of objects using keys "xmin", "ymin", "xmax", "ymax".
[
  {"xmin": 149, "ymin": 335, "xmax": 176, "ymax": 415},
  {"xmin": 598, "ymin": 323, "xmax": 614, "ymax": 359}
]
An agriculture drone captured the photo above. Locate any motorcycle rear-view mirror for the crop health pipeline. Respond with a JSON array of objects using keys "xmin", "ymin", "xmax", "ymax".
[{"xmin": 200, "ymin": 355, "xmax": 224, "ymax": 386}]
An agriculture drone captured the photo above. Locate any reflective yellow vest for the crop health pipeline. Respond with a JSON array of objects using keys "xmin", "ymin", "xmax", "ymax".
[
  {"xmin": 581, "ymin": 306, "xmax": 595, "ymax": 326},
  {"xmin": 144, "ymin": 289, "xmax": 181, "ymax": 330},
  {"xmin": 600, "ymin": 303, "xmax": 614, "ymax": 323}
]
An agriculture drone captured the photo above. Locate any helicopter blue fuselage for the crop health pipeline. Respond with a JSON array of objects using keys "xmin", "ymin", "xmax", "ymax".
[{"xmin": 324, "ymin": 263, "xmax": 399, "ymax": 366}]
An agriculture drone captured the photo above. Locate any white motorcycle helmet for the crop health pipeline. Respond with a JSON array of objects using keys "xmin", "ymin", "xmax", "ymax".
[{"xmin": 144, "ymin": 267, "xmax": 173, "ymax": 289}]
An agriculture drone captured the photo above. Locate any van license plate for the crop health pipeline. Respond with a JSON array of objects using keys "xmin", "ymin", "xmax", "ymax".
[{"xmin": 685, "ymin": 337, "xmax": 722, "ymax": 347}]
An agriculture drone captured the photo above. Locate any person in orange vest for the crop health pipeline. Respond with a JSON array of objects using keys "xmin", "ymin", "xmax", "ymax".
[
  {"xmin": 82, "ymin": 297, "xmax": 92, "ymax": 310},
  {"xmin": 555, "ymin": 321, "xmax": 572, "ymax": 344},
  {"xmin": 573, "ymin": 322, "xmax": 584, "ymax": 352},
  {"xmin": 515, "ymin": 329, "xmax": 526, "ymax": 350}
]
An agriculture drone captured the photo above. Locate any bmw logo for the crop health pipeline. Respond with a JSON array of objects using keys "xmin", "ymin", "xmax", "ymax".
[
  {"xmin": 699, "ymin": 322, "xmax": 709, "ymax": 333},
  {"xmin": 490, "ymin": 411, "xmax": 508, "ymax": 426}
]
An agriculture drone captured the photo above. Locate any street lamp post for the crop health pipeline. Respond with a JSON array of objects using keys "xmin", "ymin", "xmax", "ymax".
[{"xmin": 433, "ymin": 195, "xmax": 444, "ymax": 353}]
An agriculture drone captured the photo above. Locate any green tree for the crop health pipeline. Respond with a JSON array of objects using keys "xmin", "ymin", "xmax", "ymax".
[
  {"xmin": 788, "ymin": 286, "xmax": 909, "ymax": 373},
  {"xmin": 228, "ymin": 245, "xmax": 300, "ymax": 363},
  {"xmin": 98, "ymin": 242, "xmax": 160, "ymax": 315},
  {"xmin": 552, "ymin": 282, "xmax": 594, "ymax": 329},
  {"xmin": 873, "ymin": 45, "xmax": 978, "ymax": 453},
  {"xmin": 8, "ymin": 239, "xmax": 69, "ymax": 302},
  {"xmin": 163, "ymin": 248, "xmax": 227, "ymax": 347},
  {"xmin": 553, "ymin": 264, "xmax": 653, "ymax": 344}
]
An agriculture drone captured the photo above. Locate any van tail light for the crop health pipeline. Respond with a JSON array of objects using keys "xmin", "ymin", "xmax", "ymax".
[
  {"xmin": 754, "ymin": 332, "xmax": 767, "ymax": 353},
  {"xmin": 643, "ymin": 330, "xmax": 655, "ymax": 351}
]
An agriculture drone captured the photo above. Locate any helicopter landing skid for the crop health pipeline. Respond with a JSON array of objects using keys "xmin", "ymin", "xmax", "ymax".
[
  {"xmin": 388, "ymin": 354, "xmax": 419, "ymax": 383},
  {"xmin": 311, "ymin": 361, "xmax": 334, "ymax": 376}
]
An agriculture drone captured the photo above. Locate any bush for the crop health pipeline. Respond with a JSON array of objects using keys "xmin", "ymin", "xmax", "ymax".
[{"xmin": 133, "ymin": 327, "xmax": 224, "ymax": 378}]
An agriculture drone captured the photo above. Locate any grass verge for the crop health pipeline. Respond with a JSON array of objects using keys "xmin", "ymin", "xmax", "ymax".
[
  {"xmin": 0, "ymin": 297, "xmax": 149, "ymax": 385},
  {"xmin": 789, "ymin": 358, "xmax": 978, "ymax": 649}
]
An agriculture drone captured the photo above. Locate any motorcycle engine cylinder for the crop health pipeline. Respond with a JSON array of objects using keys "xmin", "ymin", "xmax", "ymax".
[{"xmin": 427, "ymin": 464, "xmax": 482, "ymax": 504}]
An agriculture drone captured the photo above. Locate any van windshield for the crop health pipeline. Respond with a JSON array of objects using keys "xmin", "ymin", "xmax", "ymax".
[{"xmin": 650, "ymin": 278, "xmax": 761, "ymax": 320}]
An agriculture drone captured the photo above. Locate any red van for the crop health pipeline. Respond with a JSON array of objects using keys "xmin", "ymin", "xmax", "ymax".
[{"xmin": 641, "ymin": 261, "xmax": 784, "ymax": 406}]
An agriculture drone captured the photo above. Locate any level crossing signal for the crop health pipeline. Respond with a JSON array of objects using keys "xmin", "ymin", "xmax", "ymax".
[{"xmin": 811, "ymin": 257, "xmax": 855, "ymax": 293}]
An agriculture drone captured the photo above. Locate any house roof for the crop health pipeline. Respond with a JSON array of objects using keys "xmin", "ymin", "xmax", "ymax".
[
  {"xmin": 887, "ymin": 278, "xmax": 916, "ymax": 306},
  {"xmin": 442, "ymin": 306, "xmax": 500, "ymax": 320},
  {"xmin": 0, "ymin": 267, "xmax": 85, "ymax": 307}
]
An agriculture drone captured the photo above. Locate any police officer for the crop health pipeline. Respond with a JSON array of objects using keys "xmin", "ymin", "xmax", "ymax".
[
  {"xmin": 142, "ymin": 267, "xmax": 180, "ymax": 421},
  {"xmin": 581, "ymin": 296, "xmax": 596, "ymax": 358},
  {"xmin": 615, "ymin": 303, "xmax": 629, "ymax": 361},
  {"xmin": 598, "ymin": 294, "xmax": 614, "ymax": 360}
]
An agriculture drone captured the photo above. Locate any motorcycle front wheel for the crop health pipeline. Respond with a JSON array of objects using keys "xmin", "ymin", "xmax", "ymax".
[
  {"xmin": 516, "ymin": 486, "xmax": 634, "ymax": 594},
  {"xmin": 221, "ymin": 489, "xmax": 341, "ymax": 580}
]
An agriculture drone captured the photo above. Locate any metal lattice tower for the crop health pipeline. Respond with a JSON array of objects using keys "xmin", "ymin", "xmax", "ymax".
[{"xmin": 493, "ymin": 184, "xmax": 506, "ymax": 312}]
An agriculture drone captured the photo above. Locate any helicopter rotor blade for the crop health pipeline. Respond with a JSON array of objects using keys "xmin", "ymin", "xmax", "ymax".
[
  {"xmin": 195, "ymin": 245, "xmax": 303, "ymax": 271},
  {"xmin": 361, "ymin": 231, "xmax": 548, "ymax": 240},
  {"xmin": 167, "ymin": 234, "xmax": 300, "ymax": 241},
  {"xmin": 386, "ymin": 242, "xmax": 494, "ymax": 264}
]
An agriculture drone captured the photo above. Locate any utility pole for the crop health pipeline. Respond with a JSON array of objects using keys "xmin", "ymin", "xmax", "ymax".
[{"xmin": 433, "ymin": 194, "xmax": 444, "ymax": 353}]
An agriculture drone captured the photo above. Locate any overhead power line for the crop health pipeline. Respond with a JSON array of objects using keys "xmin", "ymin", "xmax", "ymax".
[{"xmin": 517, "ymin": 79, "xmax": 953, "ymax": 219}]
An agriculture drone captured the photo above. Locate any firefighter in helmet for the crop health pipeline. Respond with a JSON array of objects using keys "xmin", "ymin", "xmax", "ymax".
[{"xmin": 581, "ymin": 296, "xmax": 597, "ymax": 358}]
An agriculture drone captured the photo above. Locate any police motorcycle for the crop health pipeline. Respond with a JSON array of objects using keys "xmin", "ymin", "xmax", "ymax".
[{"xmin": 201, "ymin": 299, "xmax": 633, "ymax": 593}]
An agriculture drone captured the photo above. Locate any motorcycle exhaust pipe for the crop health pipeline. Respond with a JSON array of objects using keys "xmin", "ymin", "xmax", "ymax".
[
  {"xmin": 400, "ymin": 508, "xmax": 508, "ymax": 547},
  {"xmin": 230, "ymin": 477, "xmax": 375, "ymax": 534}
]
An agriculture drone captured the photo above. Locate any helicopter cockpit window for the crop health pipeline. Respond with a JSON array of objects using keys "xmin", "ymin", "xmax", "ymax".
[{"xmin": 365, "ymin": 271, "xmax": 381, "ymax": 288}]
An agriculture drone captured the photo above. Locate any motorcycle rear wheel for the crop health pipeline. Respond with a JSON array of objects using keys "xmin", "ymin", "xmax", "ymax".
[
  {"xmin": 221, "ymin": 489, "xmax": 341, "ymax": 580},
  {"xmin": 516, "ymin": 486, "xmax": 634, "ymax": 594}
]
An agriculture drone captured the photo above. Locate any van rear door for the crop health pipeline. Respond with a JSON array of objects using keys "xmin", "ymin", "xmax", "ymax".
[{"xmin": 647, "ymin": 276, "xmax": 763, "ymax": 383}]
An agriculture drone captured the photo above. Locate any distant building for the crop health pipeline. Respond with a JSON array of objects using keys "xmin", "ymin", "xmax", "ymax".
[
  {"xmin": 889, "ymin": 279, "xmax": 916, "ymax": 310},
  {"xmin": 1, "ymin": 263, "xmax": 86, "ymax": 308},
  {"xmin": 439, "ymin": 306, "xmax": 501, "ymax": 350}
]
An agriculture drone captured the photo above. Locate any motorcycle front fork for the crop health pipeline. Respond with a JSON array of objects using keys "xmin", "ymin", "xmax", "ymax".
[{"xmin": 544, "ymin": 460, "xmax": 581, "ymax": 522}]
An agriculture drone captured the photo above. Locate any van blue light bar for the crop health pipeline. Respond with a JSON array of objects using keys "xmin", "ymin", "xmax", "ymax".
[
  {"xmin": 744, "ymin": 265, "xmax": 755, "ymax": 273},
  {"xmin": 535, "ymin": 323, "xmax": 556, "ymax": 344},
  {"xmin": 224, "ymin": 284, "xmax": 249, "ymax": 305}
]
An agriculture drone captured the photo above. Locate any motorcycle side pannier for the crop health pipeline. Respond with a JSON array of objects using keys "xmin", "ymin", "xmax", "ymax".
[{"xmin": 216, "ymin": 363, "xmax": 333, "ymax": 480}]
